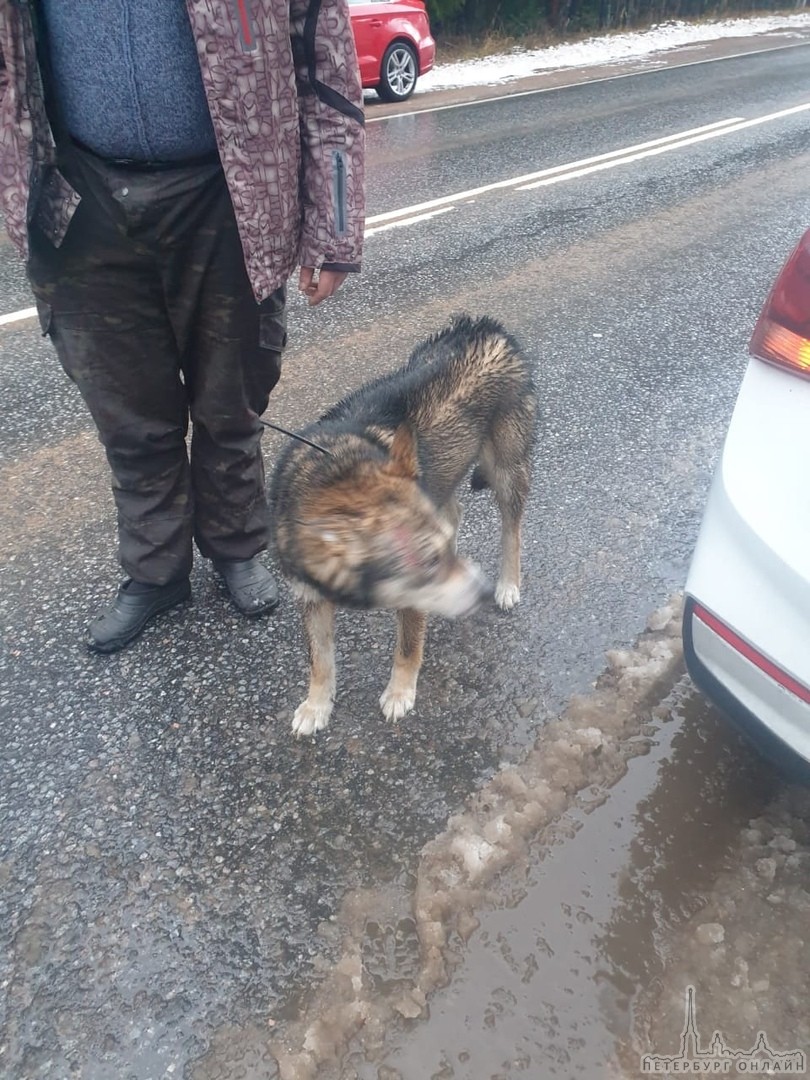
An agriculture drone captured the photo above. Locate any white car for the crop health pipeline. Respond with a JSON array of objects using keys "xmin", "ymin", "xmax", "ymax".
[{"xmin": 683, "ymin": 227, "xmax": 810, "ymax": 775}]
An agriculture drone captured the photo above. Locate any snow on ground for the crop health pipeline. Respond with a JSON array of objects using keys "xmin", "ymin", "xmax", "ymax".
[{"xmin": 418, "ymin": 13, "xmax": 810, "ymax": 93}]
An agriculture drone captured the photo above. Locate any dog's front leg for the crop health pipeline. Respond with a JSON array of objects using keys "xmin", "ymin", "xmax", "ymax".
[
  {"xmin": 292, "ymin": 597, "xmax": 337, "ymax": 737},
  {"xmin": 496, "ymin": 515, "xmax": 522, "ymax": 610},
  {"xmin": 380, "ymin": 608, "xmax": 427, "ymax": 722}
]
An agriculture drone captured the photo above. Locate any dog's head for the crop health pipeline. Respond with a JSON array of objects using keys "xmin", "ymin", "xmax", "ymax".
[{"xmin": 289, "ymin": 425, "xmax": 492, "ymax": 616}]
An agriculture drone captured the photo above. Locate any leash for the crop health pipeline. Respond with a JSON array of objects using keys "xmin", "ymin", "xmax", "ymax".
[{"xmin": 259, "ymin": 418, "xmax": 332, "ymax": 456}]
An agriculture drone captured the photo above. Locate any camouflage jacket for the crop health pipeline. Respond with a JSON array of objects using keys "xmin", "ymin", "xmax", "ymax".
[{"xmin": 0, "ymin": 0, "xmax": 365, "ymax": 301}]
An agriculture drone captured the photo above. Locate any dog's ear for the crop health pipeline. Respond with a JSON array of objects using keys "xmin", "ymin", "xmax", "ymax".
[{"xmin": 386, "ymin": 423, "xmax": 419, "ymax": 479}]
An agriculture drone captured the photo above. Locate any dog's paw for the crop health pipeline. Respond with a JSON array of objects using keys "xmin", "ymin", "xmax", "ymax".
[
  {"xmin": 495, "ymin": 581, "xmax": 520, "ymax": 611},
  {"xmin": 380, "ymin": 680, "xmax": 417, "ymax": 723},
  {"xmin": 292, "ymin": 699, "xmax": 332, "ymax": 738}
]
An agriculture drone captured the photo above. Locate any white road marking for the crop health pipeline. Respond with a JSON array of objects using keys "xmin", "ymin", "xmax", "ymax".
[
  {"xmin": 518, "ymin": 100, "xmax": 810, "ymax": 188},
  {"xmin": 364, "ymin": 102, "xmax": 809, "ymax": 236},
  {"xmin": 0, "ymin": 306, "xmax": 36, "ymax": 326},
  {"xmin": 364, "ymin": 117, "xmax": 743, "ymax": 230},
  {"xmin": 365, "ymin": 205, "xmax": 456, "ymax": 236},
  {"xmin": 1, "ymin": 99, "xmax": 808, "ymax": 325}
]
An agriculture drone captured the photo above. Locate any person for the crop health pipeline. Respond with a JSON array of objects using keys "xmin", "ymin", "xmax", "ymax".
[{"xmin": 0, "ymin": 0, "xmax": 365, "ymax": 653}]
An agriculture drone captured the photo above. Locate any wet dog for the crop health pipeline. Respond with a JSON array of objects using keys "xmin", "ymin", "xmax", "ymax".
[{"xmin": 270, "ymin": 315, "xmax": 537, "ymax": 736}]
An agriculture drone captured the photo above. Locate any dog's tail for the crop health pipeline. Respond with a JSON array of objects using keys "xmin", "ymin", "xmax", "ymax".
[{"xmin": 470, "ymin": 465, "xmax": 489, "ymax": 492}]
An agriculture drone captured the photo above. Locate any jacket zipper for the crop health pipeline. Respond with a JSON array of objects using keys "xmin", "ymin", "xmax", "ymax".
[
  {"xmin": 234, "ymin": 0, "xmax": 257, "ymax": 52},
  {"xmin": 332, "ymin": 150, "xmax": 348, "ymax": 236}
]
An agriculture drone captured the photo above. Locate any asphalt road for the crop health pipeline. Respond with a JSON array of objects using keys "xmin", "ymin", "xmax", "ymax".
[{"xmin": 2, "ymin": 36, "xmax": 810, "ymax": 1079}]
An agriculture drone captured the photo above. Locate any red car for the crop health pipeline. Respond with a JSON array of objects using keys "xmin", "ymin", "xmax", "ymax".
[{"xmin": 348, "ymin": 0, "xmax": 436, "ymax": 102}]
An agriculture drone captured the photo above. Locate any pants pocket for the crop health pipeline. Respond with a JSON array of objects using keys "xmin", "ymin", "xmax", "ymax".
[
  {"xmin": 34, "ymin": 299, "xmax": 53, "ymax": 337},
  {"xmin": 258, "ymin": 285, "xmax": 287, "ymax": 353}
]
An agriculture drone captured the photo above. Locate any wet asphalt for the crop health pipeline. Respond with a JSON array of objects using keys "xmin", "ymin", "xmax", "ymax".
[{"xmin": 2, "ymin": 36, "xmax": 810, "ymax": 1079}]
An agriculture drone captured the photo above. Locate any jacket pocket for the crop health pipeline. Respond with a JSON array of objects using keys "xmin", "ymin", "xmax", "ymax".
[{"xmin": 332, "ymin": 150, "xmax": 348, "ymax": 237}]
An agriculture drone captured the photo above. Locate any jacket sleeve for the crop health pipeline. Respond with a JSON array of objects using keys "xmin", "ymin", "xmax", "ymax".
[{"xmin": 289, "ymin": 0, "xmax": 365, "ymax": 272}]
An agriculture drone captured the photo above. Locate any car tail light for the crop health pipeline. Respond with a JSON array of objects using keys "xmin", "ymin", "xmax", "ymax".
[{"xmin": 749, "ymin": 228, "xmax": 810, "ymax": 377}]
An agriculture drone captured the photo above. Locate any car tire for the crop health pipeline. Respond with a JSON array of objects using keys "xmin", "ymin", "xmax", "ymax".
[{"xmin": 378, "ymin": 41, "xmax": 418, "ymax": 102}]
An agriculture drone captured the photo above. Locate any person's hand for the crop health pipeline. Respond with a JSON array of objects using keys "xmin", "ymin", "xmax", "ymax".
[{"xmin": 298, "ymin": 267, "xmax": 348, "ymax": 306}]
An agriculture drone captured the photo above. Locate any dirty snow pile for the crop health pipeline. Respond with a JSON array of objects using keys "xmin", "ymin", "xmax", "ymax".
[{"xmin": 419, "ymin": 14, "xmax": 810, "ymax": 92}]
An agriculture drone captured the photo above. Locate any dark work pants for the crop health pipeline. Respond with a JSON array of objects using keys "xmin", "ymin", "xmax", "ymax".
[{"xmin": 27, "ymin": 145, "xmax": 286, "ymax": 586}]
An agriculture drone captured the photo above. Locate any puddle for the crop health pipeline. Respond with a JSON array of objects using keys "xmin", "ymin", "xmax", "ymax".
[{"xmin": 630, "ymin": 781, "xmax": 810, "ymax": 1075}]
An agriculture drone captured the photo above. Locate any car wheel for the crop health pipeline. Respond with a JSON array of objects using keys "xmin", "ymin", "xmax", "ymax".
[{"xmin": 378, "ymin": 41, "xmax": 418, "ymax": 102}]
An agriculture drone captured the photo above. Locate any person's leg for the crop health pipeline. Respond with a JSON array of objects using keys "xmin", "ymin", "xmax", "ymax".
[
  {"xmin": 27, "ymin": 153, "xmax": 194, "ymax": 648},
  {"xmin": 161, "ymin": 172, "xmax": 286, "ymax": 614}
]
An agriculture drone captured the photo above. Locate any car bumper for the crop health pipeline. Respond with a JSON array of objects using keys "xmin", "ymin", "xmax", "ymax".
[
  {"xmin": 684, "ymin": 358, "xmax": 810, "ymax": 772},
  {"xmin": 683, "ymin": 598, "xmax": 810, "ymax": 775},
  {"xmin": 419, "ymin": 36, "xmax": 435, "ymax": 75}
]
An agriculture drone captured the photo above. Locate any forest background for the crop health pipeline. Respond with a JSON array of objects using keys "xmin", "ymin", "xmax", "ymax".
[{"xmin": 430, "ymin": 0, "xmax": 810, "ymax": 56}]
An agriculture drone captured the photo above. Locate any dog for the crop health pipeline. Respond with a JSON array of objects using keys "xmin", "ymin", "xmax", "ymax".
[{"xmin": 270, "ymin": 315, "xmax": 537, "ymax": 737}]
